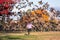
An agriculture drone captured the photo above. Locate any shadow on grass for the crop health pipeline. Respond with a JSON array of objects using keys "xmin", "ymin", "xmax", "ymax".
[{"xmin": 0, "ymin": 35, "xmax": 37, "ymax": 40}]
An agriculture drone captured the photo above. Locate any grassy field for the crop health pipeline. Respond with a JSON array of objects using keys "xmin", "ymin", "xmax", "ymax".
[{"xmin": 0, "ymin": 32, "xmax": 60, "ymax": 40}]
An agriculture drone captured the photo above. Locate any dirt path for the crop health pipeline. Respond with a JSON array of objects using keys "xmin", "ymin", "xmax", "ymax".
[
  {"xmin": 0, "ymin": 31, "xmax": 60, "ymax": 36},
  {"xmin": 0, "ymin": 31, "xmax": 60, "ymax": 40}
]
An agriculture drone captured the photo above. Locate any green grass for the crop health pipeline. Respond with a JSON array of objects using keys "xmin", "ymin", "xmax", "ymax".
[
  {"xmin": 0, "ymin": 32, "xmax": 60, "ymax": 40},
  {"xmin": 0, "ymin": 35, "xmax": 37, "ymax": 40}
]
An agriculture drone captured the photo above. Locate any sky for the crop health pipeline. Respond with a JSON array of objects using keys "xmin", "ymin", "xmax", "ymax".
[
  {"xmin": 29, "ymin": 0, "xmax": 60, "ymax": 7},
  {"xmin": 12, "ymin": 0, "xmax": 60, "ymax": 13},
  {"xmin": 29, "ymin": 0, "xmax": 60, "ymax": 10}
]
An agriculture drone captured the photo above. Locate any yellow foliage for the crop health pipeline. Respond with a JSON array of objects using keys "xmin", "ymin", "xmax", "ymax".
[
  {"xmin": 31, "ymin": 11, "xmax": 35, "ymax": 15},
  {"xmin": 31, "ymin": 9, "xmax": 50, "ymax": 22},
  {"xmin": 35, "ymin": 10, "xmax": 42, "ymax": 14},
  {"xmin": 42, "ymin": 14, "xmax": 49, "ymax": 21}
]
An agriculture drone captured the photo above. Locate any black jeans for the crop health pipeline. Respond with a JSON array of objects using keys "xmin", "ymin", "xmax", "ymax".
[{"xmin": 27, "ymin": 29, "xmax": 31, "ymax": 35}]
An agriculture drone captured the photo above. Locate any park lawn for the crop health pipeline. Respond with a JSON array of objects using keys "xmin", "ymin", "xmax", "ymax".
[{"xmin": 0, "ymin": 32, "xmax": 60, "ymax": 40}]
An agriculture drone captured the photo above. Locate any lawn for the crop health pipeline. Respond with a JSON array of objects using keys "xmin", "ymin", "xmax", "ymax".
[{"xmin": 0, "ymin": 32, "xmax": 60, "ymax": 40}]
